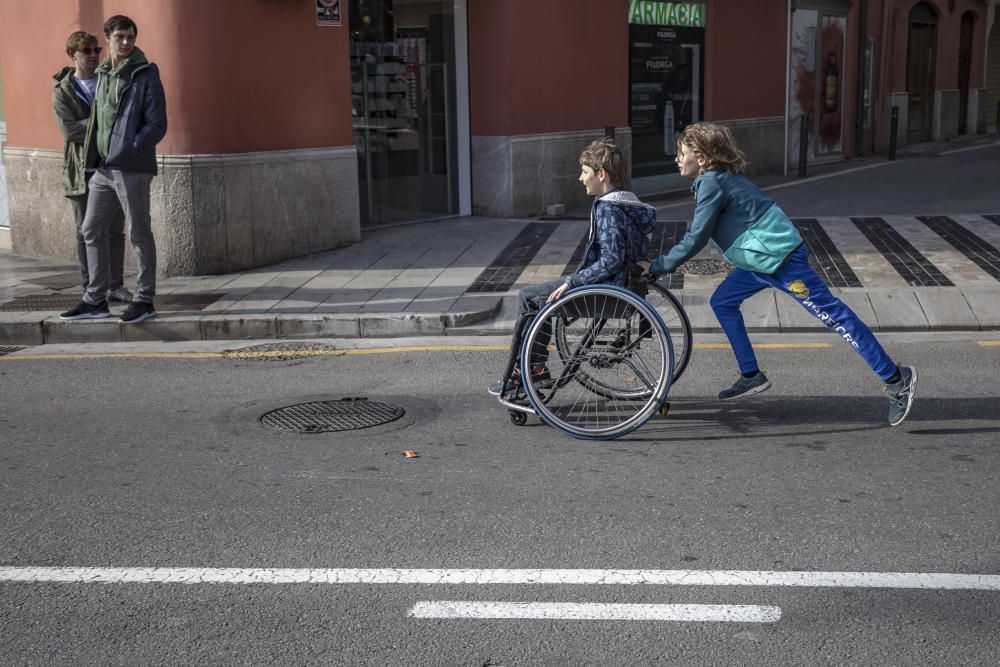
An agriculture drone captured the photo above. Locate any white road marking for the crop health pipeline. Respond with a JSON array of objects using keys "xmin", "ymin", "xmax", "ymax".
[
  {"xmin": 1, "ymin": 567, "xmax": 999, "ymax": 590},
  {"xmin": 408, "ymin": 601, "xmax": 782, "ymax": 623}
]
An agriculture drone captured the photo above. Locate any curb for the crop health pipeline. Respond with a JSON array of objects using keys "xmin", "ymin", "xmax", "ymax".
[{"xmin": 0, "ymin": 298, "xmax": 504, "ymax": 346}]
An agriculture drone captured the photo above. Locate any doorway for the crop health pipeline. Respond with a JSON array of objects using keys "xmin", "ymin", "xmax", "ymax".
[
  {"xmin": 787, "ymin": 5, "xmax": 849, "ymax": 166},
  {"xmin": 349, "ymin": 0, "xmax": 469, "ymax": 227},
  {"xmin": 906, "ymin": 3, "xmax": 937, "ymax": 143},
  {"xmin": 958, "ymin": 11, "xmax": 975, "ymax": 134}
]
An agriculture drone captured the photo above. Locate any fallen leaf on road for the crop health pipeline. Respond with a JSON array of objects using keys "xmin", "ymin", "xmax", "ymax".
[{"xmin": 402, "ymin": 450, "xmax": 419, "ymax": 458}]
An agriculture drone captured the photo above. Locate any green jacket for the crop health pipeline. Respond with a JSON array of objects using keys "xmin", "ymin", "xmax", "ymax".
[
  {"xmin": 94, "ymin": 48, "xmax": 144, "ymax": 161},
  {"xmin": 86, "ymin": 47, "xmax": 166, "ymax": 174},
  {"xmin": 52, "ymin": 67, "xmax": 95, "ymax": 197}
]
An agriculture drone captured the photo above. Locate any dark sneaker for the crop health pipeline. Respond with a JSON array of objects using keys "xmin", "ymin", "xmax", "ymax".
[
  {"xmin": 488, "ymin": 378, "xmax": 510, "ymax": 397},
  {"xmin": 107, "ymin": 286, "xmax": 133, "ymax": 303},
  {"xmin": 885, "ymin": 366, "xmax": 917, "ymax": 427},
  {"xmin": 120, "ymin": 301, "xmax": 157, "ymax": 324},
  {"xmin": 59, "ymin": 300, "xmax": 110, "ymax": 320},
  {"xmin": 718, "ymin": 371, "xmax": 771, "ymax": 400}
]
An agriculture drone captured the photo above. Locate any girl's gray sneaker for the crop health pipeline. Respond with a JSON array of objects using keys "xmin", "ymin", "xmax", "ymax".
[
  {"xmin": 885, "ymin": 366, "xmax": 917, "ymax": 427},
  {"xmin": 718, "ymin": 371, "xmax": 771, "ymax": 400}
]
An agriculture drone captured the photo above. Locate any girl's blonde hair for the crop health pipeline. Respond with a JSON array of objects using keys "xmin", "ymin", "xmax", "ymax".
[{"xmin": 676, "ymin": 122, "xmax": 749, "ymax": 175}]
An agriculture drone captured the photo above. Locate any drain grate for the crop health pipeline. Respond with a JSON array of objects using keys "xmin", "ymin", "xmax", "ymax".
[
  {"xmin": 0, "ymin": 346, "xmax": 26, "ymax": 357},
  {"xmin": 0, "ymin": 294, "xmax": 82, "ymax": 312},
  {"xmin": 225, "ymin": 342, "xmax": 343, "ymax": 361},
  {"xmin": 0, "ymin": 292, "xmax": 223, "ymax": 312},
  {"xmin": 260, "ymin": 398, "xmax": 405, "ymax": 433}
]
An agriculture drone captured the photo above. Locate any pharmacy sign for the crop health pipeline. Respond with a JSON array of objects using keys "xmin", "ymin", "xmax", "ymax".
[{"xmin": 628, "ymin": 1, "xmax": 705, "ymax": 27}]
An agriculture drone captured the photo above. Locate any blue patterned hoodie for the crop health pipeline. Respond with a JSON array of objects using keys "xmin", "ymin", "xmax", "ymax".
[{"xmin": 567, "ymin": 189, "xmax": 657, "ymax": 288}]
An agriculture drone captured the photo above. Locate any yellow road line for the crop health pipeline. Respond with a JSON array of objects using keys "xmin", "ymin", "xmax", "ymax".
[
  {"xmin": 4, "ymin": 352, "xmax": 226, "ymax": 360},
  {"xmin": 977, "ymin": 341, "xmax": 1000, "ymax": 346},
  {"xmin": 693, "ymin": 343, "xmax": 831, "ymax": 349},
  {"xmin": 342, "ymin": 345, "xmax": 509, "ymax": 355}
]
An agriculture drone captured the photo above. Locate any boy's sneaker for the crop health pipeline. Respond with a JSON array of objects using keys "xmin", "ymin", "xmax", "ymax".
[
  {"xmin": 718, "ymin": 371, "xmax": 771, "ymax": 400},
  {"xmin": 59, "ymin": 300, "xmax": 110, "ymax": 320},
  {"xmin": 107, "ymin": 286, "xmax": 134, "ymax": 303},
  {"xmin": 120, "ymin": 301, "xmax": 157, "ymax": 324},
  {"xmin": 885, "ymin": 366, "xmax": 917, "ymax": 427},
  {"xmin": 488, "ymin": 366, "xmax": 551, "ymax": 397},
  {"xmin": 487, "ymin": 379, "xmax": 508, "ymax": 396}
]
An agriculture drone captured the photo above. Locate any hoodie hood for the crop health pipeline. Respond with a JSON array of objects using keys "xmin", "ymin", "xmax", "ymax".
[
  {"xmin": 597, "ymin": 189, "xmax": 657, "ymax": 235},
  {"xmin": 53, "ymin": 66, "xmax": 74, "ymax": 87},
  {"xmin": 96, "ymin": 46, "xmax": 149, "ymax": 78}
]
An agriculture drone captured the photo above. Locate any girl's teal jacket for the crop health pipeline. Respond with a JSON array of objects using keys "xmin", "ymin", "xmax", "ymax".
[{"xmin": 650, "ymin": 170, "xmax": 803, "ymax": 275}]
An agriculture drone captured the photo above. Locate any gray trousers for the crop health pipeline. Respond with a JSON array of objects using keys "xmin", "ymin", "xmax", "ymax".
[
  {"xmin": 82, "ymin": 169, "xmax": 156, "ymax": 305},
  {"xmin": 69, "ymin": 173, "xmax": 125, "ymax": 292}
]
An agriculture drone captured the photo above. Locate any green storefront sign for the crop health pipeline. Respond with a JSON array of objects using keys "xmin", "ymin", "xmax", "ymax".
[{"xmin": 628, "ymin": 1, "xmax": 705, "ymax": 28}]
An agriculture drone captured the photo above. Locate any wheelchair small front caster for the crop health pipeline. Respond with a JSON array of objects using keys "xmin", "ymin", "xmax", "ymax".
[
  {"xmin": 659, "ymin": 401, "xmax": 671, "ymax": 417},
  {"xmin": 509, "ymin": 410, "xmax": 527, "ymax": 426}
]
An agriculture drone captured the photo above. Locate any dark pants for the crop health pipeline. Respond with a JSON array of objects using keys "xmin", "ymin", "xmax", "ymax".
[
  {"xmin": 68, "ymin": 173, "xmax": 125, "ymax": 293},
  {"xmin": 82, "ymin": 169, "xmax": 156, "ymax": 305},
  {"xmin": 502, "ymin": 278, "xmax": 564, "ymax": 380},
  {"xmin": 710, "ymin": 244, "xmax": 898, "ymax": 381}
]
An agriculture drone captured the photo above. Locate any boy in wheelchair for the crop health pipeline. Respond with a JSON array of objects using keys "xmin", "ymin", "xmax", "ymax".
[{"xmin": 488, "ymin": 137, "xmax": 657, "ymax": 401}]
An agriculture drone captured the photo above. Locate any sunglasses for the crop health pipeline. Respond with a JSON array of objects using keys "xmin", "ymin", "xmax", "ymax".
[{"xmin": 78, "ymin": 47, "xmax": 102, "ymax": 55}]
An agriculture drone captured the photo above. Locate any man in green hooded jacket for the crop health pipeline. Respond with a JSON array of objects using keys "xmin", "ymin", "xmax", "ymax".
[
  {"xmin": 60, "ymin": 15, "xmax": 167, "ymax": 324},
  {"xmin": 52, "ymin": 30, "xmax": 129, "ymax": 303}
]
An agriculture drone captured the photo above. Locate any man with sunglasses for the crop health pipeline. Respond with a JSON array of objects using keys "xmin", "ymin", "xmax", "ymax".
[
  {"xmin": 52, "ymin": 31, "xmax": 130, "ymax": 306},
  {"xmin": 60, "ymin": 15, "xmax": 167, "ymax": 323}
]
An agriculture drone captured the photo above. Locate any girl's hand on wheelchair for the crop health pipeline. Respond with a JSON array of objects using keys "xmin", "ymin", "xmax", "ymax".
[{"xmin": 547, "ymin": 282, "xmax": 570, "ymax": 304}]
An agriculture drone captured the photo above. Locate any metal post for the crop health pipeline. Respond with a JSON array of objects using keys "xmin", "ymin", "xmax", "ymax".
[
  {"xmin": 361, "ymin": 60, "xmax": 375, "ymax": 224},
  {"xmin": 854, "ymin": 0, "xmax": 868, "ymax": 156},
  {"xmin": 996, "ymin": 100, "xmax": 1000, "ymax": 136},
  {"xmin": 888, "ymin": 105, "xmax": 898, "ymax": 161},
  {"xmin": 798, "ymin": 115, "xmax": 809, "ymax": 178}
]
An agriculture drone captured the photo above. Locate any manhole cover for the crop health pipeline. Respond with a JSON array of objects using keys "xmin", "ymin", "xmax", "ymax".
[
  {"xmin": 260, "ymin": 398, "xmax": 404, "ymax": 433},
  {"xmin": 225, "ymin": 342, "xmax": 344, "ymax": 361}
]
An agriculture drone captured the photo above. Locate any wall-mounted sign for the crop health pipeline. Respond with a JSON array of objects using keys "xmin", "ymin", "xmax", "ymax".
[
  {"xmin": 628, "ymin": 1, "xmax": 705, "ymax": 28},
  {"xmin": 629, "ymin": 23, "xmax": 705, "ymax": 177},
  {"xmin": 317, "ymin": 0, "xmax": 342, "ymax": 27}
]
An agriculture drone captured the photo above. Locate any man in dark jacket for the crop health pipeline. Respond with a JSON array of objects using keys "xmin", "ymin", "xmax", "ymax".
[
  {"xmin": 53, "ymin": 31, "xmax": 129, "ymax": 304},
  {"xmin": 60, "ymin": 15, "xmax": 167, "ymax": 324}
]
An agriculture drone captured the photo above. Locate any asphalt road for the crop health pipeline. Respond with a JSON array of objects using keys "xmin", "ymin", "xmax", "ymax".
[{"xmin": 1, "ymin": 334, "xmax": 998, "ymax": 665}]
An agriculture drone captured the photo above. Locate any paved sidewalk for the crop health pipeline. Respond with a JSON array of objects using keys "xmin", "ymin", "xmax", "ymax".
[{"xmin": 2, "ymin": 138, "xmax": 999, "ymax": 346}]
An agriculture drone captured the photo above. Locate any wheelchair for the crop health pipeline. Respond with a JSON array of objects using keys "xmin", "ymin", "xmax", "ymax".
[{"xmin": 497, "ymin": 277, "xmax": 692, "ymax": 440}]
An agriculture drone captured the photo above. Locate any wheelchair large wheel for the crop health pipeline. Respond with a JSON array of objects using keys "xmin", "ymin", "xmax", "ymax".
[
  {"xmin": 644, "ymin": 281, "xmax": 692, "ymax": 384},
  {"xmin": 552, "ymin": 281, "xmax": 691, "ymax": 401},
  {"xmin": 519, "ymin": 286, "xmax": 673, "ymax": 440}
]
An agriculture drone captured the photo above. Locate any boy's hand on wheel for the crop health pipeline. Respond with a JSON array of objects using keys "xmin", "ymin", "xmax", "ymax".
[{"xmin": 547, "ymin": 282, "xmax": 570, "ymax": 303}]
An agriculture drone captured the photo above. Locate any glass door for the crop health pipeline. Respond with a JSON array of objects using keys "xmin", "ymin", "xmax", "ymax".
[{"xmin": 350, "ymin": 0, "xmax": 459, "ymax": 227}]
